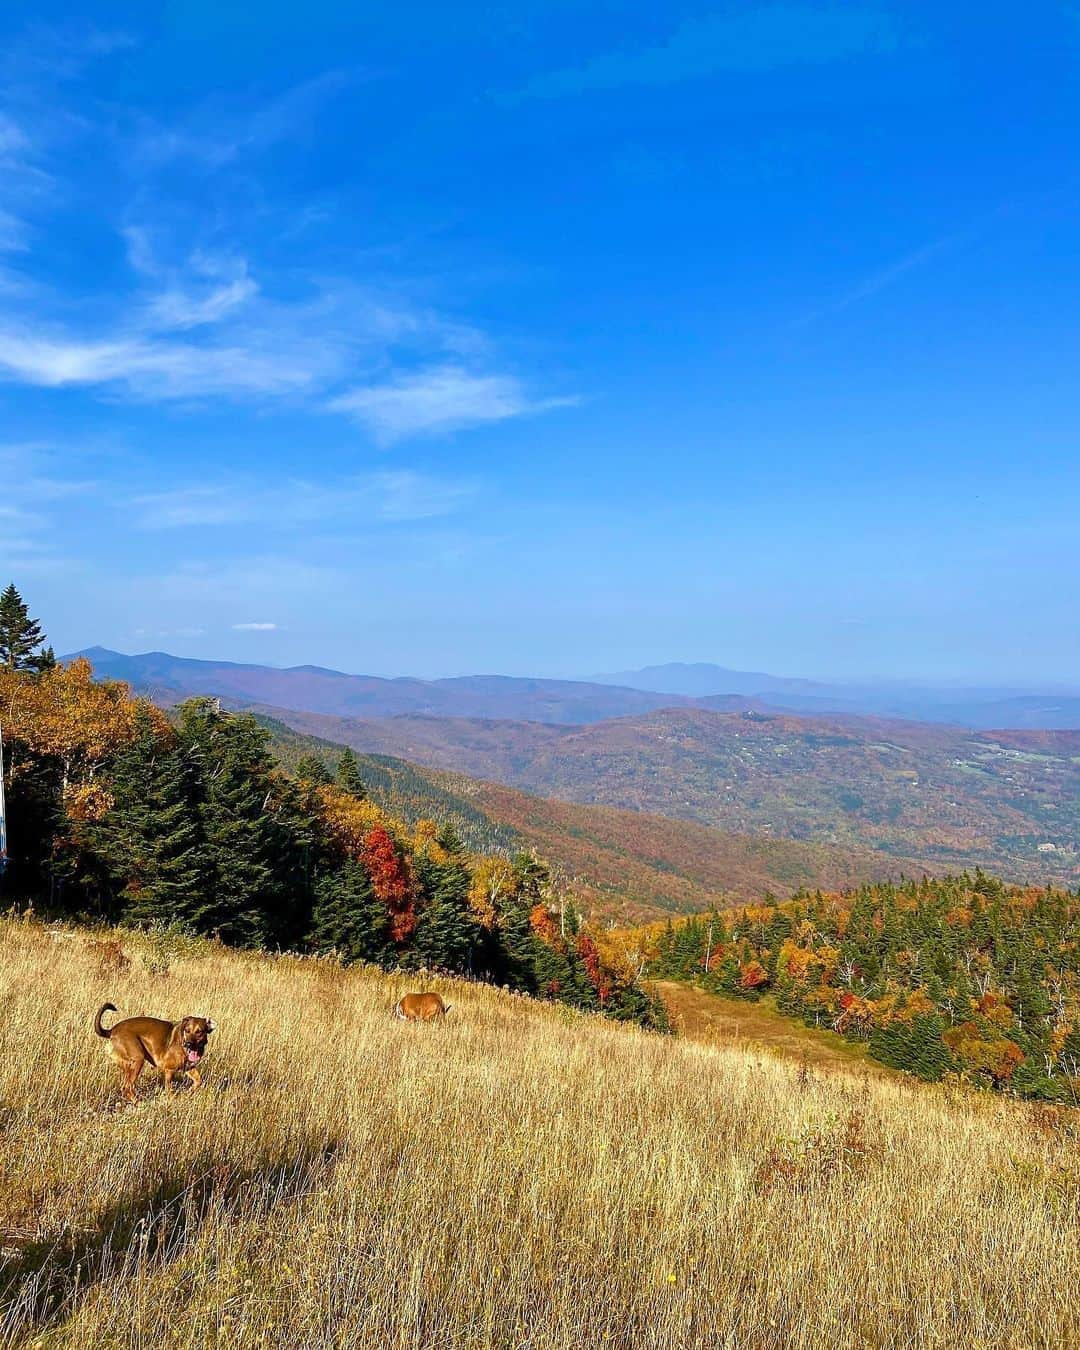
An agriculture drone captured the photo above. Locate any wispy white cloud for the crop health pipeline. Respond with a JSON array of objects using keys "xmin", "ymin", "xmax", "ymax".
[
  {"xmin": 826, "ymin": 234, "xmax": 959, "ymax": 310},
  {"xmin": 0, "ymin": 326, "xmax": 322, "ymax": 398},
  {"xmin": 0, "ymin": 441, "xmax": 98, "ymax": 523},
  {"xmin": 128, "ymin": 486, "xmax": 253, "ymax": 528},
  {"xmin": 232, "ymin": 621, "xmax": 277, "ymax": 631},
  {"xmin": 1, "ymin": 23, "xmax": 133, "ymax": 84},
  {"xmin": 792, "ymin": 230, "xmax": 965, "ymax": 327},
  {"xmin": 129, "ymin": 70, "xmax": 350, "ymax": 170},
  {"xmin": 0, "ymin": 209, "xmax": 29, "ymax": 253},
  {"xmin": 0, "ymin": 239, "xmax": 564, "ymax": 424},
  {"xmin": 0, "ymin": 112, "xmax": 54, "ymax": 258},
  {"xmin": 126, "ymin": 236, "xmax": 260, "ymax": 331},
  {"xmin": 0, "ymin": 442, "xmax": 100, "ymax": 574},
  {"xmin": 145, "ymin": 275, "xmax": 258, "ymax": 330},
  {"xmin": 329, "ymin": 365, "xmax": 577, "ymax": 442},
  {"xmin": 122, "ymin": 556, "xmax": 345, "ymax": 627},
  {"xmin": 0, "ymin": 113, "xmax": 29, "ymax": 156},
  {"xmin": 129, "ymin": 469, "xmax": 479, "ymax": 530},
  {"xmin": 369, "ymin": 470, "xmax": 479, "ymax": 520},
  {"xmin": 0, "ymin": 226, "xmax": 336, "ymax": 398},
  {"xmin": 0, "ymin": 42, "xmax": 573, "ymax": 436}
]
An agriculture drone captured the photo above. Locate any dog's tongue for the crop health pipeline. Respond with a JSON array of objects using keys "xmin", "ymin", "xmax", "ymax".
[{"xmin": 186, "ymin": 1049, "xmax": 202, "ymax": 1065}]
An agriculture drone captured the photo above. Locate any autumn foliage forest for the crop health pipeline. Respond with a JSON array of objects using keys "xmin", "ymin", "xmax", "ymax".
[
  {"xmin": 6, "ymin": 584, "xmax": 1080, "ymax": 1098},
  {"xmin": 0, "ymin": 588, "xmax": 665, "ymax": 1029},
  {"xmin": 648, "ymin": 874, "xmax": 1080, "ymax": 1099}
]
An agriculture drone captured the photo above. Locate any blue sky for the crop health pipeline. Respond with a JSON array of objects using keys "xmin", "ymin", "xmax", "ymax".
[{"xmin": 2, "ymin": 3, "xmax": 1079, "ymax": 682}]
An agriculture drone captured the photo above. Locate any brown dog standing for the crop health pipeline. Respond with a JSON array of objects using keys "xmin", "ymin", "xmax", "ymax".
[
  {"xmin": 95, "ymin": 1003, "xmax": 214, "ymax": 1101},
  {"xmin": 394, "ymin": 992, "xmax": 451, "ymax": 1021}
]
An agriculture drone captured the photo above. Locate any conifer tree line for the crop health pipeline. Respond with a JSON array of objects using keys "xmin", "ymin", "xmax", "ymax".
[
  {"xmin": 649, "ymin": 872, "xmax": 1080, "ymax": 1098},
  {"xmin": 0, "ymin": 587, "xmax": 667, "ymax": 1030}
]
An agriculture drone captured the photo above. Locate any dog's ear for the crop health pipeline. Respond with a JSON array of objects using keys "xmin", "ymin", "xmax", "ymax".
[{"xmin": 206, "ymin": 1018, "xmax": 215, "ymax": 1033}]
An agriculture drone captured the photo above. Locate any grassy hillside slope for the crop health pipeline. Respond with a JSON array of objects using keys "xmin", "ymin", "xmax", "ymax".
[
  {"xmin": 652, "ymin": 980, "xmax": 899, "ymax": 1079},
  {"xmin": 0, "ymin": 916, "xmax": 1076, "ymax": 1349},
  {"xmin": 257, "ymin": 704, "xmax": 1080, "ymax": 885}
]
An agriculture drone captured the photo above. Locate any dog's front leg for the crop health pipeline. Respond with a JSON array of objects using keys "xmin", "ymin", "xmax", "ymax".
[{"xmin": 187, "ymin": 1067, "xmax": 203, "ymax": 1091}]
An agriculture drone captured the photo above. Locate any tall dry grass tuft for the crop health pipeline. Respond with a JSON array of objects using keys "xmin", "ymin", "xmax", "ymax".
[{"xmin": 0, "ymin": 912, "xmax": 1077, "ymax": 1349}]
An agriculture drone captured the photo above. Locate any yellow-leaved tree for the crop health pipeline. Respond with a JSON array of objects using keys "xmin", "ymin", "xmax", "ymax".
[
  {"xmin": 0, "ymin": 657, "xmax": 153, "ymax": 808},
  {"xmin": 467, "ymin": 854, "xmax": 518, "ymax": 930}
]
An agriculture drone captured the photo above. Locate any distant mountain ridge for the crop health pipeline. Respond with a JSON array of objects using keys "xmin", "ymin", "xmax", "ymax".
[
  {"xmin": 68, "ymin": 647, "xmax": 1080, "ymax": 729},
  {"xmin": 592, "ymin": 661, "xmax": 831, "ymax": 699},
  {"xmin": 592, "ymin": 661, "xmax": 1080, "ymax": 729},
  {"xmin": 70, "ymin": 647, "xmax": 710, "ymax": 725}
]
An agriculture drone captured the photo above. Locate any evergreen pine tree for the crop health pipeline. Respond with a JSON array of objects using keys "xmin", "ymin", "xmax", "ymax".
[
  {"xmin": 1012, "ymin": 952, "xmax": 1051, "ymax": 1032},
  {"xmin": 497, "ymin": 898, "xmax": 540, "ymax": 993},
  {"xmin": 176, "ymin": 700, "xmax": 278, "ymax": 947},
  {"xmin": 99, "ymin": 707, "xmax": 205, "ymax": 929},
  {"xmin": 653, "ymin": 920, "xmax": 677, "ymax": 977},
  {"xmin": 411, "ymin": 857, "xmax": 479, "ymax": 972},
  {"xmin": 261, "ymin": 773, "xmax": 324, "ymax": 949},
  {"xmin": 870, "ymin": 1013, "xmax": 955, "ymax": 1081},
  {"xmin": 436, "ymin": 822, "xmax": 464, "ymax": 855},
  {"xmin": 561, "ymin": 939, "xmax": 600, "ymax": 1011},
  {"xmin": 0, "ymin": 584, "xmax": 48, "ymax": 670},
  {"xmin": 295, "ymin": 753, "xmax": 332, "ymax": 785},
  {"xmin": 336, "ymin": 748, "xmax": 367, "ymax": 798},
  {"xmin": 309, "ymin": 859, "xmax": 390, "ymax": 964},
  {"xmin": 529, "ymin": 931, "xmax": 573, "ymax": 1000}
]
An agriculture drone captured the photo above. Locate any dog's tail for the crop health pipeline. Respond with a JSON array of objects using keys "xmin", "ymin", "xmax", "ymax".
[
  {"xmin": 393, "ymin": 999, "xmax": 405, "ymax": 1020},
  {"xmin": 443, "ymin": 1004, "xmax": 453, "ymax": 1017},
  {"xmin": 94, "ymin": 1002, "xmax": 118, "ymax": 1038}
]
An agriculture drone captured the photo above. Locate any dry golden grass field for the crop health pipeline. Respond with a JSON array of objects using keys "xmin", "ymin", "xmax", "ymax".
[
  {"xmin": 1, "ymin": 914, "xmax": 1077, "ymax": 1350},
  {"xmin": 652, "ymin": 981, "xmax": 903, "ymax": 1081}
]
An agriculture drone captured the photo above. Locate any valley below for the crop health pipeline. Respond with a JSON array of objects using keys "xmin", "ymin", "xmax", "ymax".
[{"xmin": 254, "ymin": 702, "xmax": 1080, "ymax": 891}]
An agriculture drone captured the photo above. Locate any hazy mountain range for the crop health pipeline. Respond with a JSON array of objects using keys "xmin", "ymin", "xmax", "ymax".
[
  {"xmin": 594, "ymin": 662, "xmax": 1080, "ymax": 729},
  {"xmin": 72, "ymin": 647, "xmax": 703, "ymax": 724},
  {"xmin": 71, "ymin": 648, "xmax": 1080, "ymax": 729}
]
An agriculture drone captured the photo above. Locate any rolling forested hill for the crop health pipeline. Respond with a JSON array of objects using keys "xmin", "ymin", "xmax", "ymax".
[
  {"xmin": 256, "ymin": 716, "xmax": 928, "ymax": 924},
  {"xmin": 255, "ymin": 715, "xmax": 519, "ymax": 856},
  {"xmin": 68, "ymin": 649, "xmax": 1080, "ymax": 905},
  {"xmin": 249, "ymin": 705, "xmax": 1080, "ymax": 888}
]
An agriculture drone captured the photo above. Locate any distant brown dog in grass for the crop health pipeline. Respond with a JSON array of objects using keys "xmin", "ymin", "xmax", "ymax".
[
  {"xmin": 394, "ymin": 992, "xmax": 451, "ymax": 1022},
  {"xmin": 95, "ymin": 1002, "xmax": 214, "ymax": 1101}
]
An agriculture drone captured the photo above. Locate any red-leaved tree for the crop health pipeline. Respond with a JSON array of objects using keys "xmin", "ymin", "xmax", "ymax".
[
  {"xmin": 362, "ymin": 826, "xmax": 415, "ymax": 943},
  {"xmin": 578, "ymin": 933, "xmax": 612, "ymax": 1005}
]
